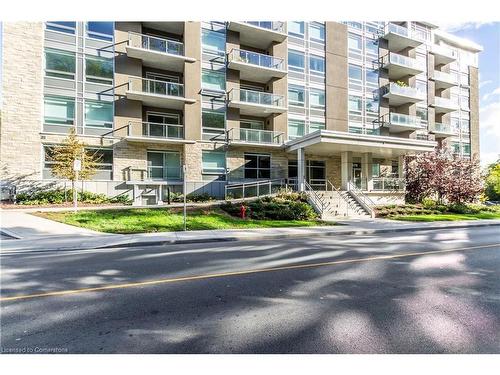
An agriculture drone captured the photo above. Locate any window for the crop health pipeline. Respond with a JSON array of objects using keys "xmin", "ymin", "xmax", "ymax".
[
  {"xmin": 349, "ymin": 95, "xmax": 362, "ymax": 113},
  {"xmin": 365, "ymin": 38, "xmax": 378, "ymax": 56},
  {"xmin": 309, "ymin": 55, "xmax": 325, "ymax": 75},
  {"xmin": 372, "ymin": 163, "xmax": 380, "ymax": 178},
  {"xmin": 85, "ymin": 100, "xmax": 113, "ymax": 128},
  {"xmin": 349, "ymin": 64, "xmax": 362, "ymax": 91},
  {"xmin": 46, "ymin": 22, "xmax": 76, "ymax": 34},
  {"xmin": 148, "ymin": 151, "xmax": 181, "ymax": 180},
  {"xmin": 85, "ymin": 55, "xmax": 113, "ymax": 85},
  {"xmin": 416, "ymin": 80, "xmax": 427, "ymax": 96},
  {"xmin": 451, "ymin": 117, "xmax": 460, "ymax": 133},
  {"xmin": 202, "ymin": 69, "xmax": 225, "ymax": 91},
  {"xmin": 288, "ymin": 50, "xmax": 305, "ymax": 72},
  {"xmin": 346, "ymin": 22, "xmax": 362, "ymax": 30},
  {"xmin": 460, "ymin": 73, "xmax": 469, "ymax": 86},
  {"xmin": 309, "ymin": 23, "xmax": 325, "ymax": 43},
  {"xmin": 45, "ymin": 48, "xmax": 76, "ymax": 79},
  {"xmin": 348, "ymin": 33, "xmax": 362, "ymax": 50},
  {"xmin": 309, "ymin": 122, "xmax": 325, "ymax": 133},
  {"xmin": 202, "ymin": 151, "xmax": 226, "ymax": 175},
  {"xmin": 288, "ymin": 119, "xmax": 305, "ymax": 139},
  {"xmin": 462, "ymin": 143, "xmax": 471, "ymax": 156},
  {"xmin": 461, "ymin": 119, "xmax": 470, "ymax": 133},
  {"xmin": 365, "ymin": 98, "xmax": 378, "ymax": 114},
  {"xmin": 366, "ymin": 69, "xmax": 379, "ymax": 87},
  {"xmin": 244, "ymin": 153, "xmax": 271, "ymax": 179},
  {"xmin": 86, "ymin": 22, "xmax": 114, "ymax": 41},
  {"xmin": 240, "ymin": 120, "xmax": 264, "ymax": 130},
  {"xmin": 288, "ymin": 21, "xmax": 305, "ymax": 38},
  {"xmin": 202, "ymin": 29, "xmax": 225, "ymax": 55},
  {"xmin": 44, "ymin": 96, "xmax": 75, "ymax": 126},
  {"xmin": 416, "ymin": 107, "xmax": 428, "ymax": 124},
  {"xmin": 202, "ymin": 109, "xmax": 225, "ymax": 132},
  {"xmin": 451, "ymin": 142, "xmax": 461, "ymax": 155},
  {"xmin": 288, "ymin": 85, "xmax": 305, "ymax": 107},
  {"xmin": 310, "ymin": 89, "xmax": 325, "ymax": 109}
]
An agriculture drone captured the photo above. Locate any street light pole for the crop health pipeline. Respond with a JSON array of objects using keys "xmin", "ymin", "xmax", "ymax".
[
  {"xmin": 183, "ymin": 164, "xmax": 187, "ymax": 231},
  {"xmin": 73, "ymin": 159, "xmax": 81, "ymax": 213}
]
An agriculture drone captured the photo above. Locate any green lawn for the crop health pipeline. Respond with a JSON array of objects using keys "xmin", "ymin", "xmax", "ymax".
[
  {"xmin": 35, "ymin": 208, "xmax": 332, "ymax": 234},
  {"xmin": 390, "ymin": 212, "xmax": 500, "ymax": 222}
]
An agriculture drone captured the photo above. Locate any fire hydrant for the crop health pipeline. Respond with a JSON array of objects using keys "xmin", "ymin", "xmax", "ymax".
[{"xmin": 240, "ymin": 204, "xmax": 247, "ymax": 219}]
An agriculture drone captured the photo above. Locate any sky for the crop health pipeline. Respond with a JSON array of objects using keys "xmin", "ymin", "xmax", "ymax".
[{"xmin": 440, "ymin": 22, "xmax": 500, "ymax": 166}]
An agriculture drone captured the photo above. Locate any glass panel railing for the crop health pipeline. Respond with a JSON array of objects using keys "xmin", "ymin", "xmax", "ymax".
[
  {"xmin": 431, "ymin": 123, "xmax": 453, "ymax": 134},
  {"xmin": 230, "ymin": 89, "xmax": 285, "ymax": 107},
  {"xmin": 128, "ymin": 77, "xmax": 184, "ymax": 97},
  {"xmin": 244, "ymin": 21, "xmax": 285, "ymax": 33},
  {"xmin": 384, "ymin": 83, "xmax": 425, "ymax": 99},
  {"xmin": 385, "ymin": 23, "xmax": 410, "ymax": 38},
  {"xmin": 231, "ymin": 128, "xmax": 283, "ymax": 145},
  {"xmin": 433, "ymin": 70, "xmax": 458, "ymax": 85},
  {"xmin": 229, "ymin": 49, "xmax": 284, "ymax": 70},
  {"xmin": 128, "ymin": 32, "xmax": 184, "ymax": 56},
  {"xmin": 147, "ymin": 166, "xmax": 183, "ymax": 181},
  {"xmin": 434, "ymin": 96, "xmax": 458, "ymax": 109},
  {"xmin": 431, "ymin": 44, "xmax": 458, "ymax": 60},
  {"xmin": 386, "ymin": 52, "xmax": 425, "ymax": 71},
  {"xmin": 388, "ymin": 113, "xmax": 423, "ymax": 128},
  {"xmin": 128, "ymin": 121, "xmax": 184, "ymax": 139},
  {"xmin": 372, "ymin": 177, "xmax": 405, "ymax": 191}
]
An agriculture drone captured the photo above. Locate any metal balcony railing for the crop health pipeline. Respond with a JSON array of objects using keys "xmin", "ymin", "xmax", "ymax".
[
  {"xmin": 128, "ymin": 121, "xmax": 184, "ymax": 139},
  {"xmin": 229, "ymin": 89, "xmax": 285, "ymax": 107},
  {"xmin": 228, "ymin": 48, "xmax": 284, "ymax": 70},
  {"xmin": 228, "ymin": 127, "xmax": 283, "ymax": 145},
  {"xmin": 129, "ymin": 77, "xmax": 185, "ymax": 97},
  {"xmin": 383, "ymin": 52, "xmax": 425, "ymax": 71},
  {"xmin": 128, "ymin": 32, "xmax": 184, "ymax": 56},
  {"xmin": 386, "ymin": 112, "xmax": 424, "ymax": 128},
  {"xmin": 225, "ymin": 179, "xmax": 288, "ymax": 200}
]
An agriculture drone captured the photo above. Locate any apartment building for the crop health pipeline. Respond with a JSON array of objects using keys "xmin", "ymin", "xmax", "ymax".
[{"xmin": 0, "ymin": 21, "xmax": 481, "ymax": 207}]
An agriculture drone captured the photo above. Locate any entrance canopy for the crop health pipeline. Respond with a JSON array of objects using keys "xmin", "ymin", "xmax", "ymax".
[{"xmin": 285, "ymin": 130, "xmax": 437, "ymax": 158}]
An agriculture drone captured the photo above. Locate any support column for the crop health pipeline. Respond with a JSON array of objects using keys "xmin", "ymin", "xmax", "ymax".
[
  {"xmin": 297, "ymin": 148, "xmax": 305, "ymax": 192},
  {"xmin": 362, "ymin": 152, "xmax": 373, "ymax": 191},
  {"xmin": 398, "ymin": 155, "xmax": 405, "ymax": 178},
  {"xmin": 340, "ymin": 151, "xmax": 352, "ymax": 190}
]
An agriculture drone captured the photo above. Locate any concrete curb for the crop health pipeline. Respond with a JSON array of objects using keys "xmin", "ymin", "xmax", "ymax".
[{"xmin": 3, "ymin": 220, "xmax": 499, "ymax": 255}]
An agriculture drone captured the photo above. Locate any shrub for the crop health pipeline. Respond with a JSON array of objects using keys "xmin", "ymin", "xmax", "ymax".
[
  {"xmin": 16, "ymin": 188, "xmax": 132, "ymax": 205},
  {"xmin": 171, "ymin": 192, "xmax": 216, "ymax": 203}
]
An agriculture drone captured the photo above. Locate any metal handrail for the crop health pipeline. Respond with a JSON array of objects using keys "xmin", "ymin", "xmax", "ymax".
[
  {"xmin": 347, "ymin": 180, "xmax": 375, "ymax": 217},
  {"xmin": 228, "ymin": 88, "xmax": 285, "ymax": 107},
  {"xmin": 225, "ymin": 178, "xmax": 287, "ymax": 200},
  {"xmin": 325, "ymin": 180, "xmax": 351, "ymax": 217},
  {"xmin": 304, "ymin": 180, "xmax": 329, "ymax": 216},
  {"xmin": 127, "ymin": 121, "xmax": 184, "ymax": 139},
  {"xmin": 228, "ymin": 127, "xmax": 284, "ymax": 145},
  {"xmin": 128, "ymin": 77, "xmax": 185, "ymax": 97},
  {"xmin": 128, "ymin": 31, "xmax": 184, "ymax": 56},
  {"xmin": 228, "ymin": 48, "xmax": 284, "ymax": 70}
]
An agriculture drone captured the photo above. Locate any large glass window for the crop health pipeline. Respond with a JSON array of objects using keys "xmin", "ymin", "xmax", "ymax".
[
  {"xmin": 202, "ymin": 29, "xmax": 225, "ymax": 55},
  {"xmin": 288, "ymin": 50, "xmax": 305, "ymax": 72},
  {"xmin": 366, "ymin": 69, "xmax": 379, "ymax": 87},
  {"xmin": 288, "ymin": 119, "xmax": 305, "ymax": 140},
  {"xmin": 202, "ymin": 109, "xmax": 225, "ymax": 130},
  {"xmin": 288, "ymin": 21, "xmax": 305, "ymax": 38},
  {"xmin": 85, "ymin": 55, "xmax": 113, "ymax": 85},
  {"xmin": 202, "ymin": 151, "xmax": 226, "ymax": 175},
  {"xmin": 310, "ymin": 89, "xmax": 325, "ymax": 109},
  {"xmin": 45, "ymin": 48, "xmax": 76, "ymax": 79},
  {"xmin": 202, "ymin": 69, "xmax": 225, "ymax": 91},
  {"xmin": 309, "ymin": 23, "xmax": 325, "ymax": 43},
  {"xmin": 365, "ymin": 38, "xmax": 378, "ymax": 56},
  {"xmin": 85, "ymin": 100, "xmax": 113, "ymax": 128},
  {"xmin": 309, "ymin": 55, "xmax": 325, "ymax": 75},
  {"xmin": 244, "ymin": 153, "xmax": 271, "ymax": 179},
  {"xmin": 348, "ymin": 95, "xmax": 362, "ymax": 113},
  {"xmin": 348, "ymin": 33, "xmax": 362, "ymax": 50},
  {"xmin": 416, "ymin": 107, "xmax": 428, "ymax": 124},
  {"xmin": 288, "ymin": 85, "xmax": 305, "ymax": 107},
  {"xmin": 46, "ymin": 22, "xmax": 76, "ymax": 34},
  {"xmin": 365, "ymin": 98, "xmax": 378, "ymax": 114},
  {"xmin": 147, "ymin": 151, "xmax": 181, "ymax": 180},
  {"xmin": 349, "ymin": 64, "xmax": 362, "ymax": 91},
  {"xmin": 86, "ymin": 22, "xmax": 114, "ymax": 41},
  {"xmin": 309, "ymin": 121, "xmax": 325, "ymax": 133},
  {"xmin": 44, "ymin": 96, "xmax": 75, "ymax": 126}
]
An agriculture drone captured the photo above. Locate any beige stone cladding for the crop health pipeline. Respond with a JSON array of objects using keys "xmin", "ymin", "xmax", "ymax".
[
  {"xmin": 183, "ymin": 142, "xmax": 227, "ymax": 181},
  {"xmin": 226, "ymin": 146, "xmax": 288, "ymax": 181},
  {"xmin": 469, "ymin": 66, "xmax": 480, "ymax": 157},
  {"xmin": 0, "ymin": 22, "xmax": 44, "ymax": 181}
]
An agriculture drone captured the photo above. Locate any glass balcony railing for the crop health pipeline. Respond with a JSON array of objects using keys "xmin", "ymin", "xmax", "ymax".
[
  {"xmin": 433, "ymin": 70, "xmax": 458, "ymax": 85},
  {"xmin": 433, "ymin": 96, "xmax": 459, "ymax": 110},
  {"xmin": 430, "ymin": 123, "xmax": 454, "ymax": 134},
  {"xmin": 128, "ymin": 32, "xmax": 184, "ymax": 56},
  {"xmin": 129, "ymin": 77, "xmax": 185, "ymax": 97},
  {"xmin": 229, "ymin": 48, "xmax": 284, "ymax": 71},
  {"xmin": 387, "ymin": 113, "xmax": 423, "ymax": 128},
  {"xmin": 229, "ymin": 89, "xmax": 285, "ymax": 108},
  {"xmin": 372, "ymin": 177, "xmax": 405, "ymax": 191},
  {"xmin": 431, "ymin": 44, "xmax": 458, "ymax": 60},
  {"xmin": 244, "ymin": 21, "xmax": 285, "ymax": 33},
  {"xmin": 384, "ymin": 52, "xmax": 425, "ymax": 71},
  {"xmin": 384, "ymin": 23, "xmax": 426, "ymax": 42},
  {"xmin": 383, "ymin": 83, "xmax": 426, "ymax": 99},
  {"xmin": 128, "ymin": 121, "xmax": 184, "ymax": 139},
  {"xmin": 230, "ymin": 127, "xmax": 283, "ymax": 145}
]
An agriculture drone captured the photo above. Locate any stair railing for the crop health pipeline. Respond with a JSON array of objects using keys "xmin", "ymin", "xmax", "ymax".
[
  {"xmin": 347, "ymin": 181, "xmax": 375, "ymax": 218},
  {"xmin": 325, "ymin": 180, "xmax": 351, "ymax": 217},
  {"xmin": 304, "ymin": 180, "xmax": 330, "ymax": 217}
]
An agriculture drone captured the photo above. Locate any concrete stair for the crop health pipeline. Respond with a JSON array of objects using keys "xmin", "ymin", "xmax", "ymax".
[{"xmin": 317, "ymin": 190, "xmax": 371, "ymax": 219}]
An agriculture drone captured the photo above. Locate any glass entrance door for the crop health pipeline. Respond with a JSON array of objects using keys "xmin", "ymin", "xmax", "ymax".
[{"xmin": 352, "ymin": 162, "xmax": 362, "ymax": 189}]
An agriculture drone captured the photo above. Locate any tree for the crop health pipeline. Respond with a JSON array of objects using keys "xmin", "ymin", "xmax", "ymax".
[
  {"xmin": 49, "ymin": 129, "xmax": 102, "ymax": 206},
  {"xmin": 484, "ymin": 159, "xmax": 500, "ymax": 201},
  {"xmin": 404, "ymin": 146, "xmax": 483, "ymax": 204}
]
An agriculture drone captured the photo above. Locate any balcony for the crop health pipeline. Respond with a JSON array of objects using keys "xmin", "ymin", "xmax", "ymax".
[
  {"xmin": 382, "ymin": 112, "xmax": 425, "ymax": 133},
  {"xmin": 227, "ymin": 89, "xmax": 287, "ymax": 116},
  {"xmin": 430, "ymin": 44, "xmax": 457, "ymax": 65},
  {"xmin": 431, "ymin": 70, "xmax": 458, "ymax": 89},
  {"xmin": 382, "ymin": 23, "xmax": 424, "ymax": 51},
  {"xmin": 126, "ymin": 78, "xmax": 196, "ymax": 109},
  {"xmin": 228, "ymin": 127, "xmax": 284, "ymax": 147},
  {"xmin": 227, "ymin": 21, "xmax": 287, "ymax": 49},
  {"xmin": 381, "ymin": 83, "xmax": 426, "ymax": 106},
  {"xmin": 126, "ymin": 32, "xmax": 195, "ymax": 72},
  {"xmin": 227, "ymin": 49, "xmax": 286, "ymax": 83},
  {"xmin": 382, "ymin": 52, "xmax": 425, "ymax": 79},
  {"xmin": 431, "ymin": 96, "xmax": 459, "ymax": 114},
  {"xmin": 124, "ymin": 121, "xmax": 195, "ymax": 144},
  {"xmin": 429, "ymin": 122, "xmax": 455, "ymax": 138}
]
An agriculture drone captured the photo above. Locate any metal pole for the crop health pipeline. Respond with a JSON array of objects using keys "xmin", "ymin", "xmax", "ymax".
[
  {"xmin": 73, "ymin": 169, "xmax": 78, "ymax": 213},
  {"xmin": 183, "ymin": 164, "xmax": 187, "ymax": 231}
]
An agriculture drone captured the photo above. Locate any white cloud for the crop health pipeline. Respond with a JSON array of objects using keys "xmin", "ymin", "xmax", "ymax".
[
  {"xmin": 482, "ymin": 87, "xmax": 500, "ymax": 102},
  {"xmin": 479, "ymin": 80, "xmax": 493, "ymax": 89},
  {"xmin": 439, "ymin": 22, "xmax": 494, "ymax": 33}
]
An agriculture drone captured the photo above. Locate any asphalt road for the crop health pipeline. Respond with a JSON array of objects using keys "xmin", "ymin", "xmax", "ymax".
[{"xmin": 1, "ymin": 226, "xmax": 500, "ymax": 353}]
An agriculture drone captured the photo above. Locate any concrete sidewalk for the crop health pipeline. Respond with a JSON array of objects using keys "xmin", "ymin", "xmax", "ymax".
[{"xmin": 1, "ymin": 209, "xmax": 499, "ymax": 253}]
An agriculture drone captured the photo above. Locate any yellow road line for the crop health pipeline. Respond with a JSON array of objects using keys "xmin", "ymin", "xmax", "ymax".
[{"xmin": 1, "ymin": 243, "xmax": 499, "ymax": 302}]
